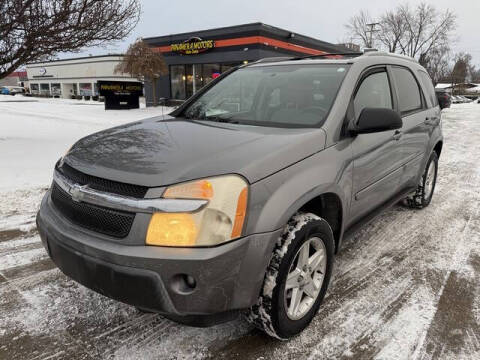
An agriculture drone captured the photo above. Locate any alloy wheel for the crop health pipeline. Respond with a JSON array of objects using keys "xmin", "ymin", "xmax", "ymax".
[{"xmin": 284, "ymin": 237, "xmax": 327, "ymax": 320}]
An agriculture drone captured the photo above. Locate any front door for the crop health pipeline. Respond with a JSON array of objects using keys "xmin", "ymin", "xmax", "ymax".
[{"xmin": 349, "ymin": 68, "xmax": 405, "ymax": 224}]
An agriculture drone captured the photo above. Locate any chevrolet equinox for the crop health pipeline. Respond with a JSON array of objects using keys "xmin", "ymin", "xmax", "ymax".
[{"xmin": 37, "ymin": 51, "xmax": 443, "ymax": 339}]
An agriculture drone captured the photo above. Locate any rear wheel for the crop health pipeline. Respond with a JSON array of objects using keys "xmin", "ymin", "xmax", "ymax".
[
  {"xmin": 247, "ymin": 213, "xmax": 334, "ymax": 339},
  {"xmin": 405, "ymin": 152, "xmax": 438, "ymax": 209}
]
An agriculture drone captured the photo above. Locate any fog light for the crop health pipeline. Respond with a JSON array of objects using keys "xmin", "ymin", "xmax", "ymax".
[{"xmin": 171, "ymin": 274, "xmax": 197, "ymax": 294}]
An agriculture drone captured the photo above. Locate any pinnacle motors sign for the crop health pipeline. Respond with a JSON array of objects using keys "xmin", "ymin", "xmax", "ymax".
[{"xmin": 171, "ymin": 37, "xmax": 215, "ymax": 55}]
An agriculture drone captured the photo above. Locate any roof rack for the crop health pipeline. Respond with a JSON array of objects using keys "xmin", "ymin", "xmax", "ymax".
[
  {"xmin": 254, "ymin": 56, "xmax": 295, "ymax": 64},
  {"xmin": 362, "ymin": 51, "xmax": 418, "ymax": 63},
  {"xmin": 292, "ymin": 52, "xmax": 363, "ymax": 61},
  {"xmin": 253, "ymin": 52, "xmax": 363, "ymax": 65}
]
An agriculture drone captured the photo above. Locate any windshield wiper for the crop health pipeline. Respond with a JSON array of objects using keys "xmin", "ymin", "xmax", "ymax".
[{"xmin": 204, "ymin": 113, "xmax": 240, "ymax": 124}]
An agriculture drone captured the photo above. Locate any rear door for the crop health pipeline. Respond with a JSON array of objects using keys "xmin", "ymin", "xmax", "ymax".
[
  {"xmin": 390, "ymin": 66, "xmax": 433, "ymax": 188},
  {"xmin": 349, "ymin": 67, "xmax": 405, "ymax": 223}
]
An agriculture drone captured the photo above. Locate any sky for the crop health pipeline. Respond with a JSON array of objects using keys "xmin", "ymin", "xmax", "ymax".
[{"xmin": 69, "ymin": 0, "xmax": 480, "ymax": 67}]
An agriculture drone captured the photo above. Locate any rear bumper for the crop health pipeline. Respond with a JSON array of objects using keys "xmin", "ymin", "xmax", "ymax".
[{"xmin": 37, "ymin": 191, "xmax": 281, "ymax": 326}]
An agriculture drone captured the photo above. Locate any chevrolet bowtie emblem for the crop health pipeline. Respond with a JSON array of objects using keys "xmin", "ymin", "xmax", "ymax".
[{"xmin": 69, "ymin": 183, "xmax": 87, "ymax": 202}]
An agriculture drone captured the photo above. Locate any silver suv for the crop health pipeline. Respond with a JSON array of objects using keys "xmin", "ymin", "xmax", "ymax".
[{"xmin": 37, "ymin": 51, "xmax": 443, "ymax": 339}]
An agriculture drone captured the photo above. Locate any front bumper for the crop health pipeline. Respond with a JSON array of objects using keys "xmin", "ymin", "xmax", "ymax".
[{"xmin": 37, "ymin": 191, "xmax": 281, "ymax": 326}]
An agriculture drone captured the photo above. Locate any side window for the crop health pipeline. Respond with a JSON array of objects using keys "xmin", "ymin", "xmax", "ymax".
[
  {"xmin": 417, "ymin": 70, "xmax": 438, "ymax": 108},
  {"xmin": 391, "ymin": 67, "xmax": 422, "ymax": 114},
  {"xmin": 354, "ymin": 71, "xmax": 393, "ymax": 118}
]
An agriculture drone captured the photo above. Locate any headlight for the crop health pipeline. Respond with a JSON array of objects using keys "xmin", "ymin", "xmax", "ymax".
[{"xmin": 146, "ymin": 175, "xmax": 248, "ymax": 247}]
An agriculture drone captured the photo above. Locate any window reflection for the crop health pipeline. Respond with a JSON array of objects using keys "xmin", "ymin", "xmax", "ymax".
[{"xmin": 170, "ymin": 63, "xmax": 241, "ymax": 100}]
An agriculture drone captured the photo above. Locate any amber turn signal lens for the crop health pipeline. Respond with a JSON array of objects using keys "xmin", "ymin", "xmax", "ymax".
[
  {"xmin": 163, "ymin": 179, "xmax": 213, "ymax": 200},
  {"xmin": 231, "ymin": 187, "xmax": 248, "ymax": 238},
  {"xmin": 146, "ymin": 213, "xmax": 197, "ymax": 247}
]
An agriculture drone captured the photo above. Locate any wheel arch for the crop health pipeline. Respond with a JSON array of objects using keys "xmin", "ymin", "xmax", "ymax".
[
  {"xmin": 433, "ymin": 141, "xmax": 443, "ymax": 158},
  {"xmin": 297, "ymin": 192, "xmax": 344, "ymax": 253}
]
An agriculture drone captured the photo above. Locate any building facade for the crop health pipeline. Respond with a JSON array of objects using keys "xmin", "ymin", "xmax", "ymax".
[
  {"xmin": 0, "ymin": 71, "xmax": 28, "ymax": 87},
  {"xmin": 143, "ymin": 23, "xmax": 351, "ymax": 105},
  {"xmin": 26, "ymin": 55, "xmax": 138, "ymax": 98}
]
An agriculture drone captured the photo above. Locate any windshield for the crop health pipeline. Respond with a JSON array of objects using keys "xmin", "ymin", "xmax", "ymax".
[{"xmin": 181, "ymin": 64, "xmax": 349, "ymax": 128}]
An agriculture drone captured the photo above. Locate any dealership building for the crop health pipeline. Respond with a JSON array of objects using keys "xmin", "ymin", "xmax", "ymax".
[
  {"xmin": 143, "ymin": 22, "xmax": 351, "ymax": 105},
  {"xmin": 25, "ymin": 55, "xmax": 139, "ymax": 98}
]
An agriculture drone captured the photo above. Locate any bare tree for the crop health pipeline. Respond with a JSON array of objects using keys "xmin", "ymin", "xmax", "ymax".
[
  {"xmin": 377, "ymin": 8, "xmax": 408, "ymax": 53},
  {"xmin": 420, "ymin": 46, "xmax": 451, "ymax": 86},
  {"xmin": 115, "ymin": 40, "xmax": 168, "ymax": 106},
  {"xmin": 345, "ymin": 10, "xmax": 375, "ymax": 48},
  {"xmin": 397, "ymin": 3, "xmax": 456, "ymax": 60},
  {"xmin": 471, "ymin": 68, "xmax": 480, "ymax": 83},
  {"xmin": 345, "ymin": 2, "xmax": 457, "ymax": 84},
  {"xmin": 0, "ymin": 0, "xmax": 140, "ymax": 79}
]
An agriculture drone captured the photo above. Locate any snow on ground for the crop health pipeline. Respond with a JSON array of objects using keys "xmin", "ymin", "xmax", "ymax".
[
  {"xmin": 0, "ymin": 101, "xmax": 479, "ymax": 360},
  {"xmin": 0, "ymin": 96, "xmax": 172, "ymax": 191}
]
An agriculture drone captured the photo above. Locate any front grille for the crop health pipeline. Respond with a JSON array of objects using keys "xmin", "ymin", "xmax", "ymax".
[
  {"xmin": 51, "ymin": 183, "xmax": 135, "ymax": 238},
  {"xmin": 57, "ymin": 162, "xmax": 148, "ymax": 198}
]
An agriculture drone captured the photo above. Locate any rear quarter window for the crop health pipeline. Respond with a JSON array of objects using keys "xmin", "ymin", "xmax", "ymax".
[
  {"xmin": 417, "ymin": 70, "xmax": 438, "ymax": 108},
  {"xmin": 391, "ymin": 67, "xmax": 423, "ymax": 114}
]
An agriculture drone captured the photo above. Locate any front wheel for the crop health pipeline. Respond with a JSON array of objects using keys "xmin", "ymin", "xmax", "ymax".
[
  {"xmin": 247, "ymin": 213, "xmax": 335, "ymax": 339},
  {"xmin": 404, "ymin": 152, "xmax": 438, "ymax": 209}
]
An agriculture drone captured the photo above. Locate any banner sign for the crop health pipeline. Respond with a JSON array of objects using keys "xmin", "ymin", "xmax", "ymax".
[
  {"xmin": 171, "ymin": 37, "xmax": 215, "ymax": 55},
  {"xmin": 98, "ymin": 81, "xmax": 143, "ymax": 96}
]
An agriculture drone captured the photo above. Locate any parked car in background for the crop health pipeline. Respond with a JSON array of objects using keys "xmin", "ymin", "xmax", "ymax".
[
  {"xmin": 0, "ymin": 86, "xmax": 25, "ymax": 95},
  {"xmin": 458, "ymin": 95, "xmax": 472, "ymax": 103},
  {"xmin": 451, "ymin": 95, "xmax": 462, "ymax": 104},
  {"xmin": 435, "ymin": 90, "xmax": 451, "ymax": 109},
  {"xmin": 37, "ymin": 51, "xmax": 443, "ymax": 339}
]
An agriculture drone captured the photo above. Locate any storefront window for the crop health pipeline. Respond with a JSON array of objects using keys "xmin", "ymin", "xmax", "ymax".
[
  {"xmin": 30, "ymin": 83, "xmax": 39, "ymax": 94},
  {"xmin": 221, "ymin": 64, "xmax": 236, "ymax": 72},
  {"xmin": 171, "ymin": 65, "xmax": 186, "ymax": 100},
  {"xmin": 79, "ymin": 83, "xmax": 92, "ymax": 96},
  {"xmin": 40, "ymin": 83, "xmax": 50, "ymax": 95},
  {"xmin": 170, "ymin": 63, "xmax": 241, "ymax": 100},
  {"xmin": 202, "ymin": 64, "xmax": 221, "ymax": 85},
  {"xmin": 51, "ymin": 83, "xmax": 61, "ymax": 96}
]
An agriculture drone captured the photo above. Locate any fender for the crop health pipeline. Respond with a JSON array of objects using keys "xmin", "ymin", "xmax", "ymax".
[{"xmin": 245, "ymin": 141, "xmax": 354, "ymax": 246}]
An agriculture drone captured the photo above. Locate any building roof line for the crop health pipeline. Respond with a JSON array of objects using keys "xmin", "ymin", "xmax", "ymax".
[{"xmin": 26, "ymin": 54, "xmax": 124, "ymax": 66}]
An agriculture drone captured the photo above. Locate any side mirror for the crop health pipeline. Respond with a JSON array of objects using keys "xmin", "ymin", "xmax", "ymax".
[{"xmin": 353, "ymin": 107, "xmax": 402, "ymax": 134}]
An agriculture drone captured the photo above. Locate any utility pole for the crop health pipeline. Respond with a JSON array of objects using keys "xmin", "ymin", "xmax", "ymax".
[{"xmin": 365, "ymin": 22, "xmax": 380, "ymax": 48}]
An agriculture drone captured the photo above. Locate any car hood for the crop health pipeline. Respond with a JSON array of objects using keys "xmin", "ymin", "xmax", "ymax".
[{"xmin": 64, "ymin": 116, "xmax": 326, "ymax": 187}]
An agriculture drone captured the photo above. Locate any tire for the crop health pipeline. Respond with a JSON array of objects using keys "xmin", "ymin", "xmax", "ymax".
[
  {"xmin": 404, "ymin": 152, "xmax": 438, "ymax": 209},
  {"xmin": 247, "ymin": 213, "xmax": 335, "ymax": 339}
]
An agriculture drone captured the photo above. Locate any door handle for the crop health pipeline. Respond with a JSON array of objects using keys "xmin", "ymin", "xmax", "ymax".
[{"xmin": 392, "ymin": 130, "xmax": 402, "ymax": 141}]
